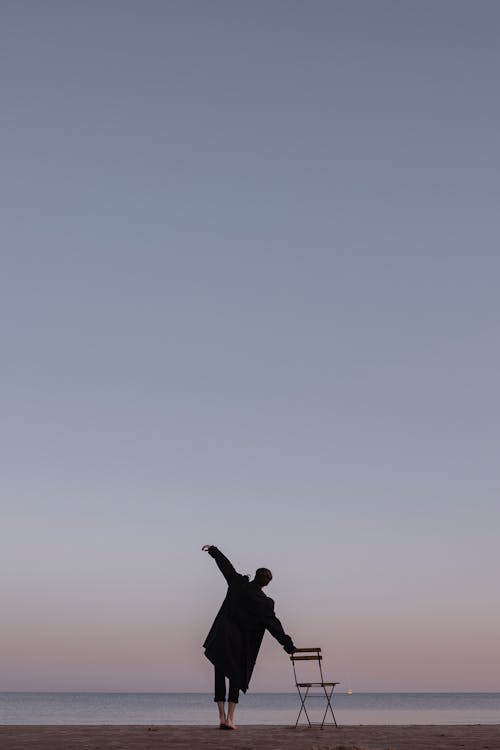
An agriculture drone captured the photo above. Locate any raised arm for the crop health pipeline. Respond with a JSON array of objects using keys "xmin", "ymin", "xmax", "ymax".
[{"xmin": 202, "ymin": 545, "xmax": 238, "ymax": 585}]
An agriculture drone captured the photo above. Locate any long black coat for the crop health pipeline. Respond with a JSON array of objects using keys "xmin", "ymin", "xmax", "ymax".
[{"xmin": 203, "ymin": 546, "xmax": 294, "ymax": 692}]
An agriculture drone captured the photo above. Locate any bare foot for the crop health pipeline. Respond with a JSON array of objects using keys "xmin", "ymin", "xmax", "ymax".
[{"xmin": 224, "ymin": 721, "xmax": 237, "ymax": 730}]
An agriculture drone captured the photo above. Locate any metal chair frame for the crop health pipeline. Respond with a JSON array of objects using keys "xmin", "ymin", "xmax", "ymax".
[{"xmin": 290, "ymin": 647, "xmax": 339, "ymax": 729}]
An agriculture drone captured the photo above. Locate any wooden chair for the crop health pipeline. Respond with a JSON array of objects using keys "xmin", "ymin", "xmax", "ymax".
[{"xmin": 290, "ymin": 647, "xmax": 339, "ymax": 728}]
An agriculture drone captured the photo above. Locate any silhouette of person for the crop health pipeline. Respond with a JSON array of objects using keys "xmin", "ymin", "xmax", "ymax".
[{"xmin": 202, "ymin": 544, "xmax": 295, "ymax": 729}]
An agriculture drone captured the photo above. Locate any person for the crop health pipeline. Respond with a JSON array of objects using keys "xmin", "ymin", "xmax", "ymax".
[{"xmin": 202, "ymin": 544, "xmax": 296, "ymax": 730}]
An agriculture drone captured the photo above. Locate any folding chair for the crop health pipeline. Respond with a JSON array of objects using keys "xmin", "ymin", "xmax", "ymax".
[{"xmin": 290, "ymin": 647, "xmax": 339, "ymax": 729}]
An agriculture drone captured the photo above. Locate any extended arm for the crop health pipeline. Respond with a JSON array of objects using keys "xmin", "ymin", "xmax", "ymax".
[
  {"xmin": 203, "ymin": 545, "xmax": 238, "ymax": 585},
  {"xmin": 262, "ymin": 599, "xmax": 295, "ymax": 653}
]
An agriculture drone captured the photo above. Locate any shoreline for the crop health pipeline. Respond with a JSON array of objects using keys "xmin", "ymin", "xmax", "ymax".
[{"xmin": 1, "ymin": 724, "xmax": 500, "ymax": 749}]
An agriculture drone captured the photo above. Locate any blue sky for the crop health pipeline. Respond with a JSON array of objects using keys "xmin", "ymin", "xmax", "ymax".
[{"xmin": 1, "ymin": 0, "xmax": 499, "ymax": 692}]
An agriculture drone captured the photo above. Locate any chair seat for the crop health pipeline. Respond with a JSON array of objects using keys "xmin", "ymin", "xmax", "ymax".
[{"xmin": 297, "ymin": 682, "xmax": 339, "ymax": 687}]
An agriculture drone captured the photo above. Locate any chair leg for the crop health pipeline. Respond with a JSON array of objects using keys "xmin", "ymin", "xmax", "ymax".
[
  {"xmin": 319, "ymin": 685, "xmax": 338, "ymax": 729},
  {"xmin": 295, "ymin": 685, "xmax": 338, "ymax": 729},
  {"xmin": 295, "ymin": 686, "xmax": 312, "ymax": 728}
]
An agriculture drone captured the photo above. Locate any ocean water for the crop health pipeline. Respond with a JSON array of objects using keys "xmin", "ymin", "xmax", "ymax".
[{"xmin": 1, "ymin": 692, "xmax": 499, "ymax": 725}]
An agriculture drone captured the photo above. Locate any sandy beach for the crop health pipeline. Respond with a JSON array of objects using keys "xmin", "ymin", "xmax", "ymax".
[{"xmin": 1, "ymin": 725, "xmax": 499, "ymax": 750}]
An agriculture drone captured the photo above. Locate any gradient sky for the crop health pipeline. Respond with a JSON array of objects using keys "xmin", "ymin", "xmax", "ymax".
[{"xmin": 1, "ymin": 1, "xmax": 499, "ymax": 693}]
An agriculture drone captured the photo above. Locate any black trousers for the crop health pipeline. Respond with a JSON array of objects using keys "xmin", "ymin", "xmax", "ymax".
[{"xmin": 214, "ymin": 667, "xmax": 239, "ymax": 704}]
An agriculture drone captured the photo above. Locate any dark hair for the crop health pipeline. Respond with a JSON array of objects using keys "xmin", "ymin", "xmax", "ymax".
[{"xmin": 254, "ymin": 567, "xmax": 273, "ymax": 587}]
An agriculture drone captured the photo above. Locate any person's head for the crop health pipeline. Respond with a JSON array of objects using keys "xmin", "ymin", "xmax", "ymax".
[{"xmin": 254, "ymin": 567, "xmax": 273, "ymax": 588}]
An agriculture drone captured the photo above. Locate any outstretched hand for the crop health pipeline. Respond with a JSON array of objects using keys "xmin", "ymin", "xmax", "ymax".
[{"xmin": 201, "ymin": 545, "xmax": 212, "ymax": 552}]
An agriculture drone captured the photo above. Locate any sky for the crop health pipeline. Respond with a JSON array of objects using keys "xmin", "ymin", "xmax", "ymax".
[{"xmin": 1, "ymin": 0, "xmax": 499, "ymax": 693}]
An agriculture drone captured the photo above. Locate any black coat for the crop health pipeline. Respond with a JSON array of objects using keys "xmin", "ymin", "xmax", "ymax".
[{"xmin": 203, "ymin": 546, "xmax": 294, "ymax": 692}]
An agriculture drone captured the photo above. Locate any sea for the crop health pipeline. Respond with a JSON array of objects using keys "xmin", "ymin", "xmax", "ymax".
[{"xmin": 1, "ymin": 692, "xmax": 499, "ymax": 725}]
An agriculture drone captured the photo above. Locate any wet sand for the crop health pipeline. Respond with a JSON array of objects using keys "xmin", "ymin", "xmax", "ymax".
[{"xmin": 1, "ymin": 725, "xmax": 500, "ymax": 750}]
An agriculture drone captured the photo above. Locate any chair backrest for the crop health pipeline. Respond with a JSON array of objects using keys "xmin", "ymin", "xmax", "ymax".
[{"xmin": 290, "ymin": 647, "xmax": 326, "ymax": 685}]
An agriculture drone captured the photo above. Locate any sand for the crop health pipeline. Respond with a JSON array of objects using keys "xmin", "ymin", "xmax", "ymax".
[{"xmin": 1, "ymin": 725, "xmax": 499, "ymax": 750}]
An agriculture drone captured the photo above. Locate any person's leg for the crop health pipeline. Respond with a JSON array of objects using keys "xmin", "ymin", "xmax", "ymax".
[
  {"xmin": 217, "ymin": 701, "xmax": 226, "ymax": 726},
  {"xmin": 225, "ymin": 680, "xmax": 240, "ymax": 729},
  {"xmin": 214, "ymin": 668, "xmax": 227, "ymax": 726}
]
